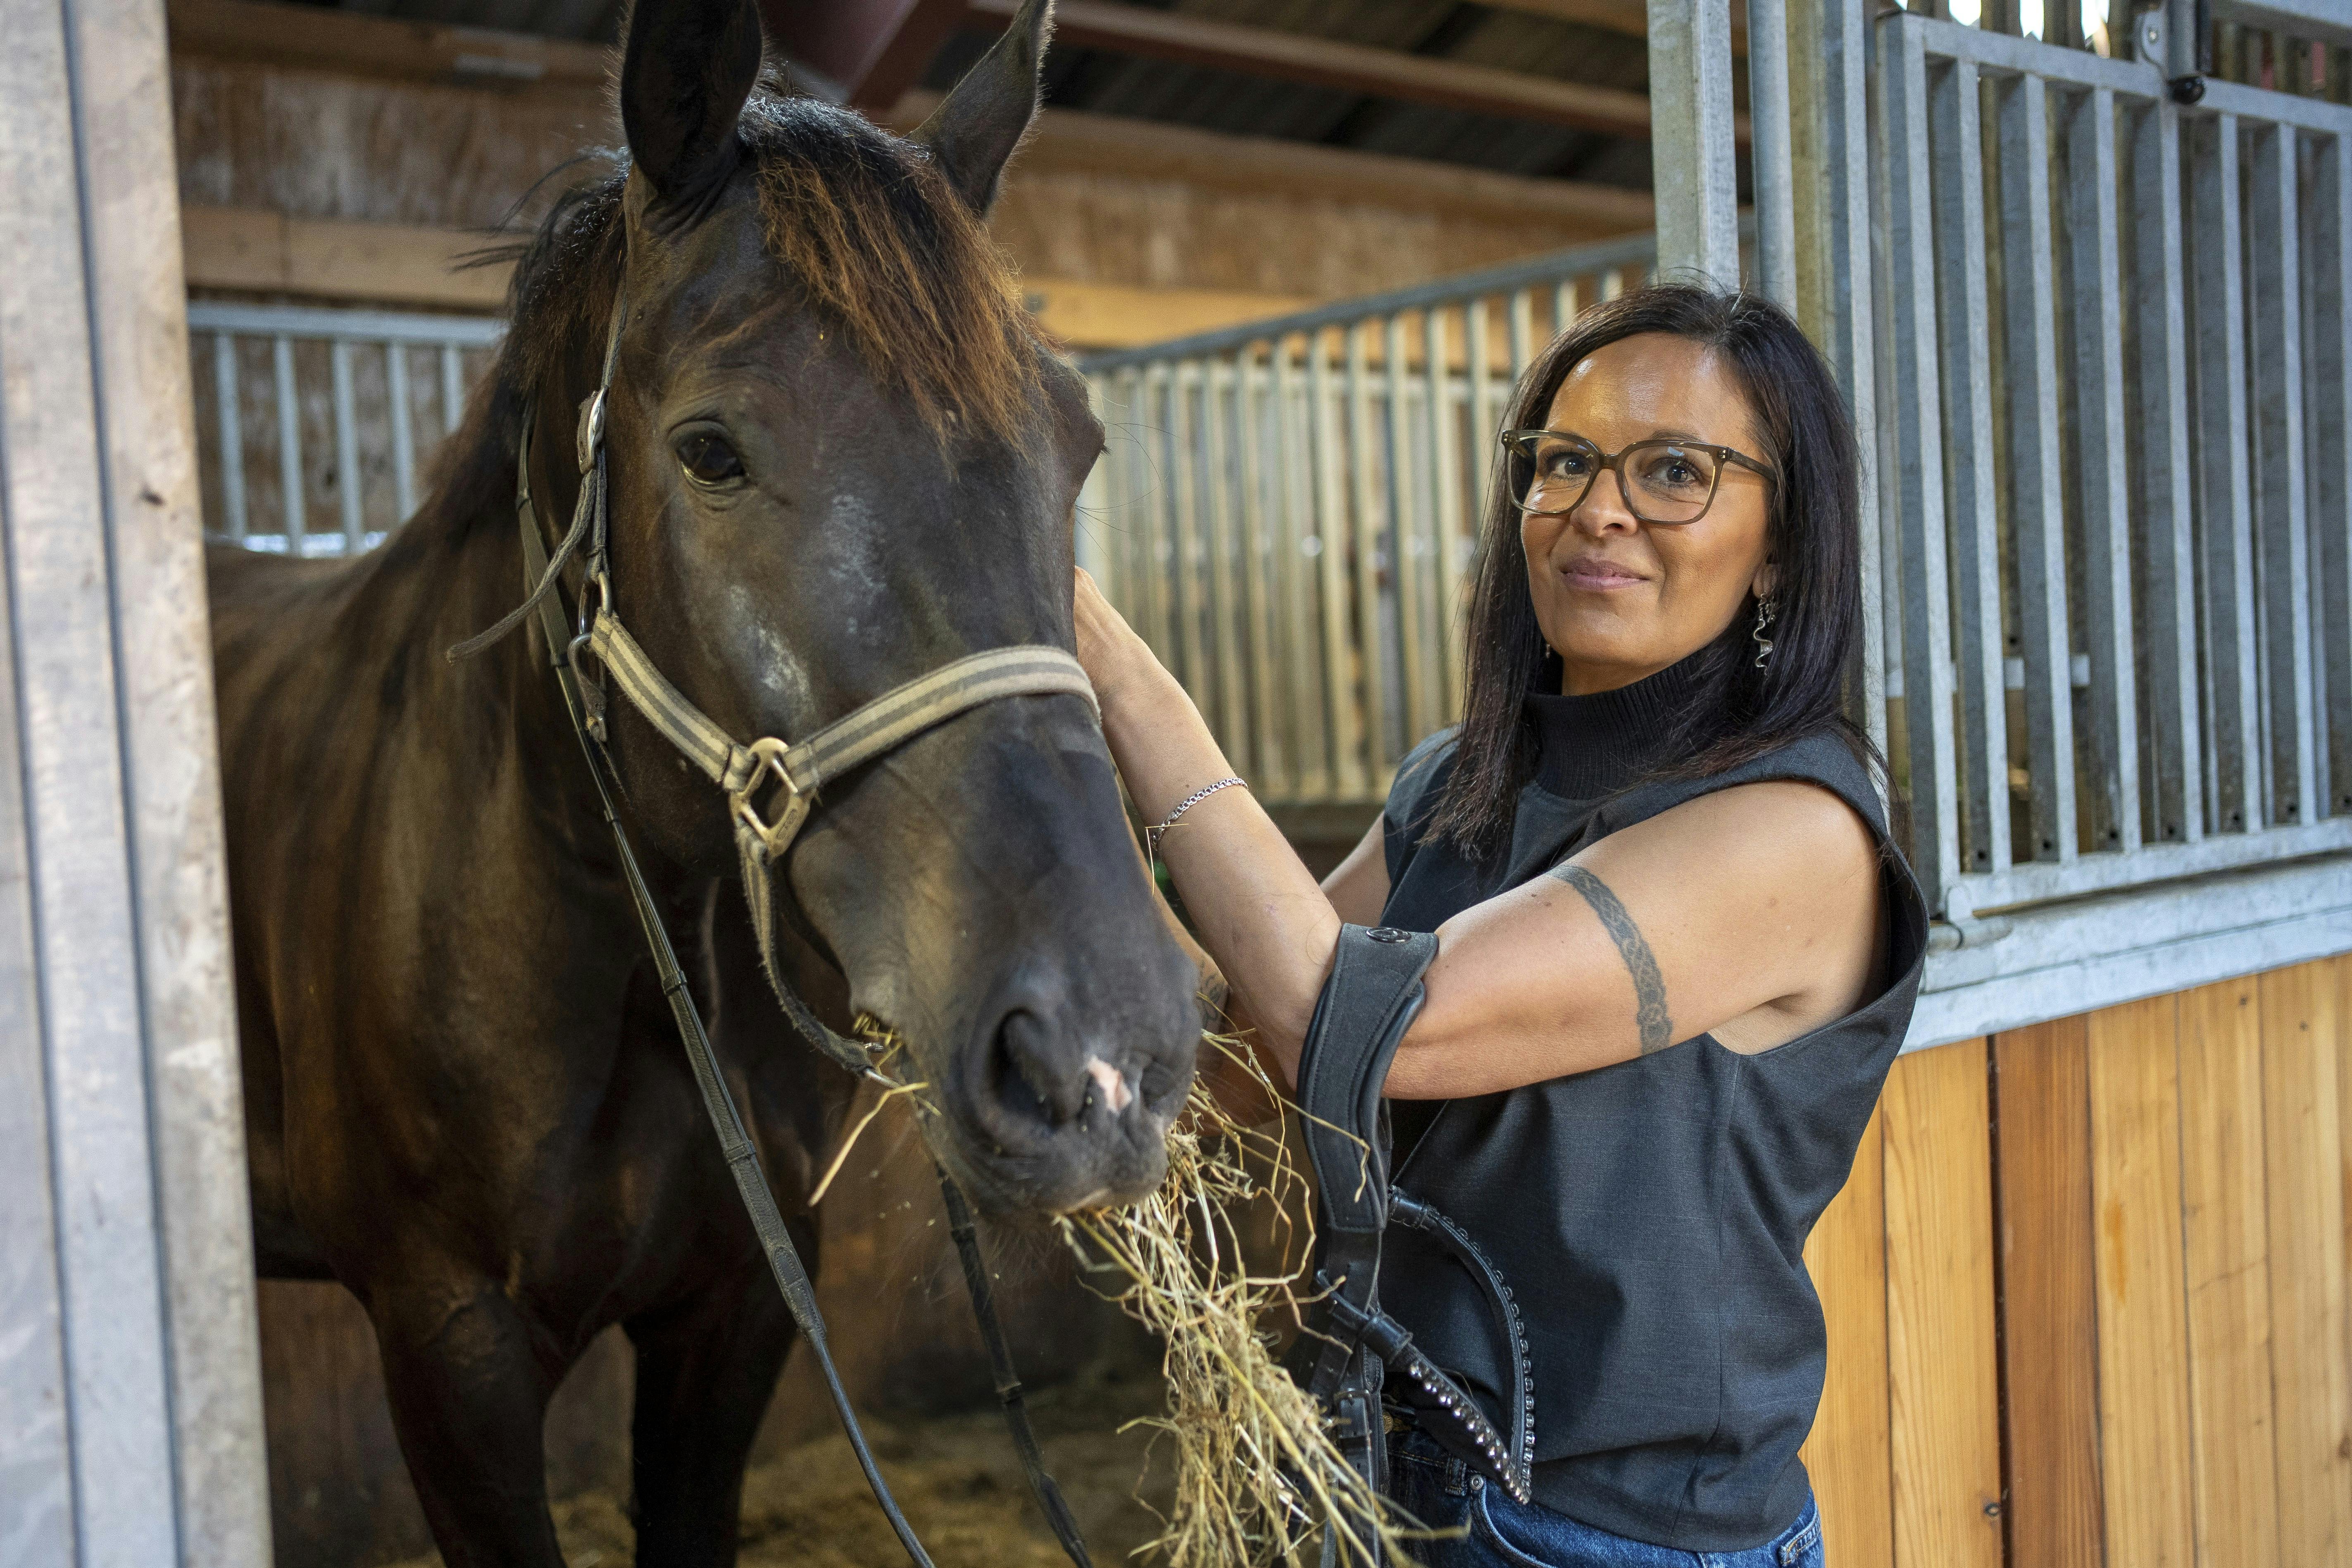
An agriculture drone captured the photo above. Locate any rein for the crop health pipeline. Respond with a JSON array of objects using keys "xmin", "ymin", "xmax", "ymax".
[{"xmin": 455, "ymin": 292, "xmax": 1095, "ymax": 1568}]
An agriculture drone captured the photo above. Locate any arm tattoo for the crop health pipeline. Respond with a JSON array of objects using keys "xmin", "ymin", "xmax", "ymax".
[{"xmin": 1550, "ymin": 863, "xmax": 1674, "ymax": 1054}]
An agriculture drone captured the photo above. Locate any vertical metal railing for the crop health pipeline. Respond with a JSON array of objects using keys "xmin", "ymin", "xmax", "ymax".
[
  {"xmin": 1079, "ymin": 0, "xmax": 2351, "ymax": 927},
  {"xmin": 1078, "ymin": 233, "xmax": 1664, "ymax": 807},
  {"xmin": 1874, "ymin": 11, "xmax": 2352, "ymax": 920},
  {"xmin": 188, "ymin": 302, "xmax": 504, "ymax": 555}
]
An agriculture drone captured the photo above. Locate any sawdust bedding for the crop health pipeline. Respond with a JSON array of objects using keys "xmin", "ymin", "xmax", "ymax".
[{"xmin": 383, "ymin": 1372, "xmax": 1171, "ymax": 1568}]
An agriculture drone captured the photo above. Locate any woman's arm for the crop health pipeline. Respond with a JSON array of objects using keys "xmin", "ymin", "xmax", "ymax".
[
  {"xmin": 1076, "ymin": 572, "xmax": 1884, "ymax": 1098},
  {"xmin": 1384, "ymin": 780, "xmax": 1885, "ymax": 1096},
  {"xmin": 1077, "ymin": 571, "xmax": 1347, "ymax": 1069}
]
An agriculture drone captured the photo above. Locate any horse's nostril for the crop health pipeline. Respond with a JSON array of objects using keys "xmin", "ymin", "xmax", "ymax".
[{"xmin": 993, "ymin": 1009, "xmax": 1088, "ymax": 1126}]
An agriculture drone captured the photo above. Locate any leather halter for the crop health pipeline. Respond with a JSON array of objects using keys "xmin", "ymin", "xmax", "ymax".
[{"xmin": 454, "ymin": 288, "xmax": 1097, "ymax": 1567}]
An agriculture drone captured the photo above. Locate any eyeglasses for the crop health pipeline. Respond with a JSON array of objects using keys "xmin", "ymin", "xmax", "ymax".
[{"xmin": 1499, "ymin": 428, "xmax": 1776, "ymax": 525}]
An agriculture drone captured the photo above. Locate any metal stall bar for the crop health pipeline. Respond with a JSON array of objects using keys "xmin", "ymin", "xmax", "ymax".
[
  {"xmin": 1651, "ymin": 0, "xmax": 1745, "ymax": 284},
  {"xmin": 1997, "ymin": 71, "xmax": 2081, "ymax": 864},
  {"xmin": 1273, "ymin": 338, "xmax": 1332, "ymax": 798},
  {"xmin": 1075, "ymin": 379, "xmax": 1110, "ymax": 589},
  {"xmin": 1427, "ymin": 305, "xmax": 1469, "ymax": 715},
  {"xmin": 1346, "ymin": 323, "xmax": 1393, "ymax": 780},
  {"xmin": 2, "ymin": 0, "xmax": 270, "ymax": 1554},
  {"xmin": 1816, "ymin": 0, "xmax": 1888, "ymax": 756},
  {"xmin": 1201, "ymin": 357, "xmax": 1252, "ymax": 780},
  {"xmin": 2245, "ymin": 120, "xmax": 2319, "ymax": 826},
  {"xmin": 1386, "ymin": 314, "xmax": 1435, "ymax": 743},
  {"xmin": 211, "ymin": 332, "xmax": 246, "ymax": 541},
  {"xmin": 1883, "ymin": 16, "xmax": 1964, "ymax": 906},
  {"xmin": 2314, "ymin": 130, "xmax": 2352, "ymax": 817},
  {"xmin": 330, "ymin": 337, "xmax": 364, "ymax": 550},
  {"xmin": 1168, "ymin": 362, "xmax": 1213, "ymax": 724},
  {"xmin": 273, "ymin": 333, "xmax": 303, "ymax": 548},
  {"xmin": 2188, "ymin": 112, "xmax": 2266, "ymax": 835},
  {"xmin": 1467, "ymin": 290, "xmax": 1498, "ymax": 521},
  {"xmin": 1748, "ymin": 0, "xmax": 1800, "ymax": 310},
  {"xmin": 2065, "ymin": 86, "xmax": 2144, "ymax": 855},
  {"xmin": 1140, "ymin": 364, "xmax": 1178, "ymax": 671},
  {"xmin": 388, "ymin": 344, "xmax": 417, "ymax": 523},
  {"xmin": 1104, "ymin": 366, "xmax": 1143, "ymax": 619},
  {"xmin": 1930, "ymin": 55, "xmax": 2013, "ymax": 878},
  {"xmin": 1236, "ymin": 348, "xmax": 1288, "ymax": 798},
  {"xmin": 441, "ymin": 345, "xmax": 466, "ymax": 437},
  {"xmin": 2131, "ymin": 97, "xmax": 2206, "ymax": 845},
  {"xmin": 1311, "ymin": 329, "xmax": 1368, "ymax": 798}
]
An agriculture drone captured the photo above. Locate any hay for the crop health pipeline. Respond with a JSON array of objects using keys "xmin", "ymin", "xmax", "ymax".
[
  {"xmin": 852, "ymin": 1016, "xmax": 1425, "ymax": 1565},
  {"xmin": 1058, "ymin": 1033, "xmax": 1424, "ymax": 1568}
]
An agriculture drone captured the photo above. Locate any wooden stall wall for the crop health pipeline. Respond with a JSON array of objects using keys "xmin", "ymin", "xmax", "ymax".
[{"xmin": 1799, "ymin": 955, "xmax": 2352, "ymax": 1568}]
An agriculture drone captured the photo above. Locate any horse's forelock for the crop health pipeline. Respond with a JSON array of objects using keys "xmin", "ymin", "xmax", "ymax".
[{"xmin": 744, "ymin": 96, "xmax": 1040, "ymax": 443}]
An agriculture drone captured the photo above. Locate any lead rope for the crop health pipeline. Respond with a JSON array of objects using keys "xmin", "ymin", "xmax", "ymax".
[
  {"xmin": 507, "ymin": 411, "xmax": 939, "ymax": 1568},
  {"xmin": 472, "ymin": 289, "xmax": 1095, "ymax": 1565}
]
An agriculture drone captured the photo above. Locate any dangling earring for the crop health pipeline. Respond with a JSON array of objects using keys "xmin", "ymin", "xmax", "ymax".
[{"xmin": 1751, "ymin": 595, "xmax": 1778, "ymax": 669}]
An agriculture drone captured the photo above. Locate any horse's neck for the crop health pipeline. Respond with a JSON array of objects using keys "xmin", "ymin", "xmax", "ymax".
[{"xmin": 360, "ymin": 471, "xmax": 590, "ymax": 808}]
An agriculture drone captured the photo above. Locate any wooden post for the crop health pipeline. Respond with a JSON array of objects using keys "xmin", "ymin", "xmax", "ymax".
[{"xmin": 0, "ymin": 0, "xmax": 269, "ymax": 1561}]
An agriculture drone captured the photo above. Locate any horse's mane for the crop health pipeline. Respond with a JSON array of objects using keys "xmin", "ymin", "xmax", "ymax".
[{"xmin": 422, "ymin": 80, "xmax": 1039, "ymax": 543}]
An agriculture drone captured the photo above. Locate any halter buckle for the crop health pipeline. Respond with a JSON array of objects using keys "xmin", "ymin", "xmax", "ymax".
[
  {"xmin": 733, "ymin": 736, "xmax": 812, "ymax": 860},
  {"xmin": 576, "ymin": 388, "xmax": 607, "ymax": 473}
]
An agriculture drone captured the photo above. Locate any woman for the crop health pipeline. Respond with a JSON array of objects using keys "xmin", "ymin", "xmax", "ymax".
[{"xmin": 1075, "ymin": 284, "xmax": 1927, "ymax": 1566}]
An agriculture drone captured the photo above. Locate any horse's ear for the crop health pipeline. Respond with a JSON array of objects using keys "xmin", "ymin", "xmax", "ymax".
[
  {"xmin": 912, "ymin": 0, "xmax": 1052, "ymax": 216},
  {"xmin": 619, "ymin": 0, "xmax": 764, "ymax": 211}
]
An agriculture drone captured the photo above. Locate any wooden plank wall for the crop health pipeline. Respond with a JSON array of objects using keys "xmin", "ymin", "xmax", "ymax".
[{"xmin": 1800, "ymin": 955, "xmax": 2352, "ymax": 1567}]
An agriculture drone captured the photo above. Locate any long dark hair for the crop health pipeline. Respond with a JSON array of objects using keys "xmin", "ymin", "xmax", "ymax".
[{"xmin": 1424, "ymin": 282, "xmax": 1877, "ymax": 857}]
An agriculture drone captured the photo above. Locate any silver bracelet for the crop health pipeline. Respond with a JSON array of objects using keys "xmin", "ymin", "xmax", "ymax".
[{"xmin": 1145, "ymin": 776, "xmax": 1247, "ymax": 859}]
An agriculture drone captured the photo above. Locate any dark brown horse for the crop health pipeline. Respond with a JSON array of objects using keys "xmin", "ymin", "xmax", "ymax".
[{"xmin": 206, "ymin": 2, "xmax": 1198, "ymax": 1560}]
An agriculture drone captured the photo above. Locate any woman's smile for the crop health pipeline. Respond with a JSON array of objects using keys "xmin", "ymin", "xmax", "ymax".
[{"xmin": 1556, "ymin": 552, "xmax": 1652, "ymax": 591}]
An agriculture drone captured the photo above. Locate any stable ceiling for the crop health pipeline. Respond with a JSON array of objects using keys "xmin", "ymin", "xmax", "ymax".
[{"xmin": 259, "ymin": 0, "xmax": 1704, "ymax": 194}]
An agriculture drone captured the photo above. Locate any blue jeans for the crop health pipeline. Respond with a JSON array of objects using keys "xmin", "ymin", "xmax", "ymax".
[{"xmin": 1383, "ymin": 1434, "xmax": 1826, "ymax": 1568}]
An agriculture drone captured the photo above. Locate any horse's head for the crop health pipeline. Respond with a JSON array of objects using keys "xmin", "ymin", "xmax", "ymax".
[{"xmin": 539, "ymin": 0, "xmax": 1199, "ymax": 1214}]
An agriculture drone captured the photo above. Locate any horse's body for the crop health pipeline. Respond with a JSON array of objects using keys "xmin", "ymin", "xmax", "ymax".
[
  {"xmin": 212, "ymin": 511, "xmax": 842, "ymax": 1564},
  {"xmin": 211, "ymin": 5, "xmax": 1199, "ymax": 1562}
]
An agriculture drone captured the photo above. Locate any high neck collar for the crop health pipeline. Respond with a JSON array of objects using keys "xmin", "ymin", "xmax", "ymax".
[{"xmin": 1525, "ymin": 655, "xmax": 1706, "ymax": 799}]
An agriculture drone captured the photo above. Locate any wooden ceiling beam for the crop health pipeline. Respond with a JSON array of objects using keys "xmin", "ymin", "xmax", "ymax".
[
  {"xmin": 1481, "ymin": 0, "xmax": 1746, "ymax": 52},
  {"xmin": 166, "ymin": 0, "xmax": 1680, "ymax": 213},
  {"xmin": 166, "ymin": 0, "xmax": 610, "ymax": 92},
  {"xmin": 886, "ymin": 90, "xmax": 1658, "ymax": 231},
  {"xmin": 962, "ymin": 0, "xmax": 1742, "ymax": 142},
  {"xmin": 757, "ymin": 0, "xmax": 968, "ymax": 109}
]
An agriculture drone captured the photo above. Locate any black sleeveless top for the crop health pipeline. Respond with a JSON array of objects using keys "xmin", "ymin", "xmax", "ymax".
[{"xmin": 1376, "ymin": 661, "xmax": 1928, "ymax": 1551}]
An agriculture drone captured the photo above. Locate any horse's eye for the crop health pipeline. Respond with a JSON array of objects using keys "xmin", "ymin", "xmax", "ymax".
[{"xmin": 676, "ymin": 433, "xmax": 745, "ymax": 487}]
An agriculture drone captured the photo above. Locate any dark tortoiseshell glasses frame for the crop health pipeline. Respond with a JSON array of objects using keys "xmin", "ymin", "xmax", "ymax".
[{"xmin": 1499, "ymin": 428, "xmax": 1777, "ymax": 525}]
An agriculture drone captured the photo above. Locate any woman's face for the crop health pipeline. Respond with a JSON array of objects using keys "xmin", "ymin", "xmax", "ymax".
[{"xmin": 1521, "ymin": 333, "xmax": 1775, "ymax": 695}]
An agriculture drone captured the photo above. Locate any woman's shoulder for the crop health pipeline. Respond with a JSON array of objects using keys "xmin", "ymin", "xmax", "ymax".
[{"xmin": 1604, "ymin": 725, "xmax": 1885, "ymax": 841}]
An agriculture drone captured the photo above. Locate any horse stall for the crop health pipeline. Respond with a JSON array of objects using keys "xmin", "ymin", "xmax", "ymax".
[
  {"xmin": 11, "ymin": 0, "xmax": 2352, "ymax": 1563},
  {"xmin": 1077, "ymin": 5, "xmax": 2352, "ymax": 1564},
  {"xmin": 148, "ymin": 2, "xmax": 1667, "ymax": 1563}
]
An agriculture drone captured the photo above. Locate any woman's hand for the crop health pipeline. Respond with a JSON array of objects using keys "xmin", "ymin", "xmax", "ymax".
[{"xmin": 1073, "ymin": 567, "xmax": 1155, "ymax": 716}]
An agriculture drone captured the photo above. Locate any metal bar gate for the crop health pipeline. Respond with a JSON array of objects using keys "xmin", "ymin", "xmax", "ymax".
[{"xmin": 1071, "ymin": 0, "xmax": 2352, "ymax": 1045}]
